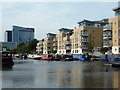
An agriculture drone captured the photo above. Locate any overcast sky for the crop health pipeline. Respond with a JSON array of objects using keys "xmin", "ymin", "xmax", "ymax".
[{"xmin": 0, "ymin": 2, "xmax": 118, "ymax": 42}]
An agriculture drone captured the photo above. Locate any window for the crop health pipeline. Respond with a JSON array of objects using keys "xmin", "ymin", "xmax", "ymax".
[
  {"xmin": 93, "ymin": 37, "xmax": 94, "ymax": 39},
  {"xmin": 119, "ymin": 39, "xmax": 120, "ymax": 45},
  {"xmin": 119, "ymin": 30, "xmax": 120, "ymax": 36},
  {"xmin": 115, "ymin": 31, "xmax": 116, "ymax": 33},
  {"xmin": 119, "ymin": 21, "xmax": 120, "ymax": 27},
  {"xmin": 115, "ymin": 40, "xmax": 116, "ymax": 42},
  {"xmin": 93, "ymin": 30, "xmax": 95, "ymax": 32}
]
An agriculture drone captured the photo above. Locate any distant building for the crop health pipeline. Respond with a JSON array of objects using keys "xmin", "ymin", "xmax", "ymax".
[
  {"xmin": 43, "ymin": 33, "xmax": 56, "ymax": 54},
  {"xmin": 2, "ymin": 42, "xmax": 17, "ymax": 50},
  {"xmin": 36, "ymin": 39, "xmax": 44, "ymax": 54},
  {"xmin": 109, "ymin": 2, "xmax": 120, "ymax": 54},
  {"xmin": 5, "ymin": 30, "xmax": 12, "ymax": 42},
  {"xmin": 56, "ymin": 28, "xmax": 73, "ymax": 55},
  {"xmin": 13, "ymin": 25, "xmax": 34, "ymax": 45},
  {"xmin": 70, "ymin": 19, "xmax": 108, "ymax": 54}
]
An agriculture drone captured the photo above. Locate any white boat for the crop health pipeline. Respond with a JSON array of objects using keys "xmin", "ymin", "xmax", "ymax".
[{"xmin": 27, "ymin": 54, "xmax": 42, "ymax": 60}]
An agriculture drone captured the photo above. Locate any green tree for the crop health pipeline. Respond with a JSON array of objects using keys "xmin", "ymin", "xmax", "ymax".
[
  {"xmin": 12, "ymin": 39, "xmax": 38, "ymax": 54},
  {"xmin": 100, "ymin": 47, "xmax": 109, "ymax": 54}
]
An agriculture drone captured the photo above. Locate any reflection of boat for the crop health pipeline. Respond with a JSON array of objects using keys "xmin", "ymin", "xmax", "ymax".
[
  {"xmin": 27, "ymin": 54, "xmax": 42, "ymax": 60},
  {"xmin": 41, "ymin": 55, "xmax": 53, "ymax": 60},
  {"xmin": 2, "ymin": 51, "xmax": 14, "ymax": 67}
]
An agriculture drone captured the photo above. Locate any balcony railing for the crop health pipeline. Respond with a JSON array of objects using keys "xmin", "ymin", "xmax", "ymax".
[
  {"xmin": 53, "ymin": 47, "xmax": 57, "ymax": 50},
  {"xmin": 53, "ymin": 38, "xmax": 57, "ymax": 41},
  {"xmin": 66, "ymin": 41, "xmax": 71, "ymax": 45},
  {"xmin": 47, "ymin": 44, "xmax": 51, "ymax": 47},
  {"xmin": 79, "ymin": 45, "xmax": 87, "ymax": 49},
  {"xmin": 80, "ymin": 33, "xmax": 88, "ymax": 36},
  {"xmin": 47, "ymin": 40, "xmax": 51, "ymax": 43},
  {"xmin": 66, "ymin": 46, "xmax": 71, "ymax": 50},
  {"xmin": 53, "ymin": 43, "xmax": 57, "ymax": 46},
  {"xmin": 103, "ymin": 25, "xmax": 112, "ymax": 30},
  {"xmin": 80, "ymin": 39, "xmax": 88, "ymax": 42}
]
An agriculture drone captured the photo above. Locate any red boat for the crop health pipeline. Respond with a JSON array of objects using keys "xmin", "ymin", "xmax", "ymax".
[{"xmin": 41, "ymin": 55, "xmax": 53, "ymax": 60}]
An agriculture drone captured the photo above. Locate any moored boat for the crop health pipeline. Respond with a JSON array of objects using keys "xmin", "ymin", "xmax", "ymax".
[
  {"xmin": 41, "ymin": 54, "xmax": 53, "ymax": 60},
  {"xmin": 2, "ymin": 51, "xmax": 14, "ymax": 67},
  {"xmin": 27, "ymin": 54, "xmax": 42, "ymax": 60}
]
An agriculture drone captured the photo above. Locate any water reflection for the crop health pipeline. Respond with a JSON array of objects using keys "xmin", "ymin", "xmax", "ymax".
[{"xmin": 2, "ymin": 60, "xmax": 120, "ymax": 88}]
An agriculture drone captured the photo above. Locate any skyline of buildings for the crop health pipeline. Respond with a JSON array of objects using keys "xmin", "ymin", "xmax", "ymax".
[
  {"xmin": 2, "ymin": 25, "xmax": 35, "ymax": 50},
  {"xmin": 36, "ymin": 1, "xmax": 120, "ymax": 55}
]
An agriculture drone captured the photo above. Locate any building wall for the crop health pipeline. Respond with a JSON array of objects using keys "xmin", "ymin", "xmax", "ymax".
[
  {"xmin": 36, "ymin": 41, "xmax": 43, "ymax": 54},
  {"xmin": 109, "ymin": 16, "xmax": 120, "ymax": 54},
  {"xmin": 56, "ymin": 33, "xmax": 66, "ymax": 54},
  {"xmin": 71, "ymin": 27, "xmax": 103, "ymax": 54},
  {"xmin": 13, "ymin": 26, "xmax": 34, "ymax": 45},
  {"xmin": 43, "ymin": 37, "xmax": 54, "ymax": 54},
  {"xmin": 2, "ymin": 42, "xmax": 17, "ymax": 50}
]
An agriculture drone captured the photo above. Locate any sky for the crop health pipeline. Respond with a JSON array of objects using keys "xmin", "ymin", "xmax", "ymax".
[{"xmin": 0, "ymin": 2, "xmax": 118, "ymax": 42}]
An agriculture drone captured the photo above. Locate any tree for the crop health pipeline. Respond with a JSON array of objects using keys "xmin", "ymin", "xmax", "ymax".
[
  {"xmin": 100, "ymin": 47, "xmax": 109, "ymax": 54},
  {"xmin": 12, "ymin": 39, "xmax": 39, "ymax": 54}
]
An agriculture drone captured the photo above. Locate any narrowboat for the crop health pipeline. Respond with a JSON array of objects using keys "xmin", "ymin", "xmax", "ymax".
[
  {"xmin": 71, "ymin": 54, "xmax": 91, "ymax": 61},
  {"xmin": 2, "ymin": 51, "xmax": 14, "ymax": 67}
]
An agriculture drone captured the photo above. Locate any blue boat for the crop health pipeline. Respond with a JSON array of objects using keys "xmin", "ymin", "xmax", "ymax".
[
  {"xmin": 99, "ymin": 55, "xmax": 120, "ymax": 63},
  {"xmin": 71, "ymin": 54, "xmax": 91, "ymax": 61}
]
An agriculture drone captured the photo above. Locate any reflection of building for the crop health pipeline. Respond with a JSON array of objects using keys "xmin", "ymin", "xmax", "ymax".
[
  {"xmin": 71, "ymin": 19, "xmax": 107, "ymax": 54},
  {"xmin": 13, "ymin": 25, "xmax": 34, "ymax": 45},
  {"xmin": 43, "ymin": 33, "xmax": 56, "ymax": 54},
  {"xmin": 5, "ymin": 30, "xmax": 12, "ymax": 42}
]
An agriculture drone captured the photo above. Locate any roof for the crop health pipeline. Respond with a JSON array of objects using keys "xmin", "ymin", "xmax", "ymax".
[
  {"xmin": 59, "ymin": 28, "xmax": 73, "ymax": 31},
  {"xmin": 78, "ymin": 19, "xmax": 108, "ymax": 24},
  {"xmin": 46, "ymin": 33, "xmax": 56, "ymax": 35},
  {"xmin": 113, "ymin": 7, "xmax": 120, "ymax": 11}
]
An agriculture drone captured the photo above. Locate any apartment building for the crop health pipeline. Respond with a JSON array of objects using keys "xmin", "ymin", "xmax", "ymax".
[
  {"xmin": 36, "ymin": 39, "xmax": 44, "ymax": 54},
  {"xmin": 43, "ymin": 33, "xmax": 56, "ymax": 54},
  {"xmin": 56, "ymin": 28, "xmax": 73, "ymax": 55},
  {"xmin": 109, "ymin": 4, "xmax": 120, "ymax": 54},
  {"xmin": 71, "ymin": 19, "xmax": 108, "ymax": 54}
]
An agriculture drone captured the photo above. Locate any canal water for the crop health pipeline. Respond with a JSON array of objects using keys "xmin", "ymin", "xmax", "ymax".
[{"xmin": 2, "ymin": 59, "xmax": 120, "ymax": 88}]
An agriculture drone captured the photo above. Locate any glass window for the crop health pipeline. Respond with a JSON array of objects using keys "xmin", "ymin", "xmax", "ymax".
[
  {"xmin": 119, "ymin": 21, "xmax": 120, "ymax": 27},
  {"xmin": 119, "ymin": 30, "xmax": 120, "ymax": 36},
  {"xmin": 119, "ymin": 39, "xmax": 120, "ymax": 45}
]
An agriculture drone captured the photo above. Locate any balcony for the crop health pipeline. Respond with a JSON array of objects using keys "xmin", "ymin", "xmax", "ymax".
[
  {"xmin": 80, "ymin": 33, "xmax": 88, "ymax": 36},
  {"xmin": 66, "ymin": 41, "xmax": 71, "ymax": 45},
  {"xmin": 47, "ymin": 40, "xmax": 51, "ymax": 43},
  {"xmin": 80, "ymin": 39, "xmax": 88, "ymax": 42},
  {"xmin": 47, "ymin": 44, "xmax": 51, "ymax": 47},
  {"xmin": 53, "ymin": 43, "xmax": 57, "ymax": 46},
  {"xmin": 53, "ymin": 38, "xmax": 57, "ymax": 41},
  {"xmin": 66, "ymin": 46, "xmax": 71, "ymax": 50},
  {"xmin": 79, "ymin": 45, "xmax": 87, "ymax": 49},
  {"xmin": 103, "ymin": 25, "xmax": 112, "ymax": 31},
  {"xmin": 53, "ymin": 47, "xmax": 57, "ymax": 50}
]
